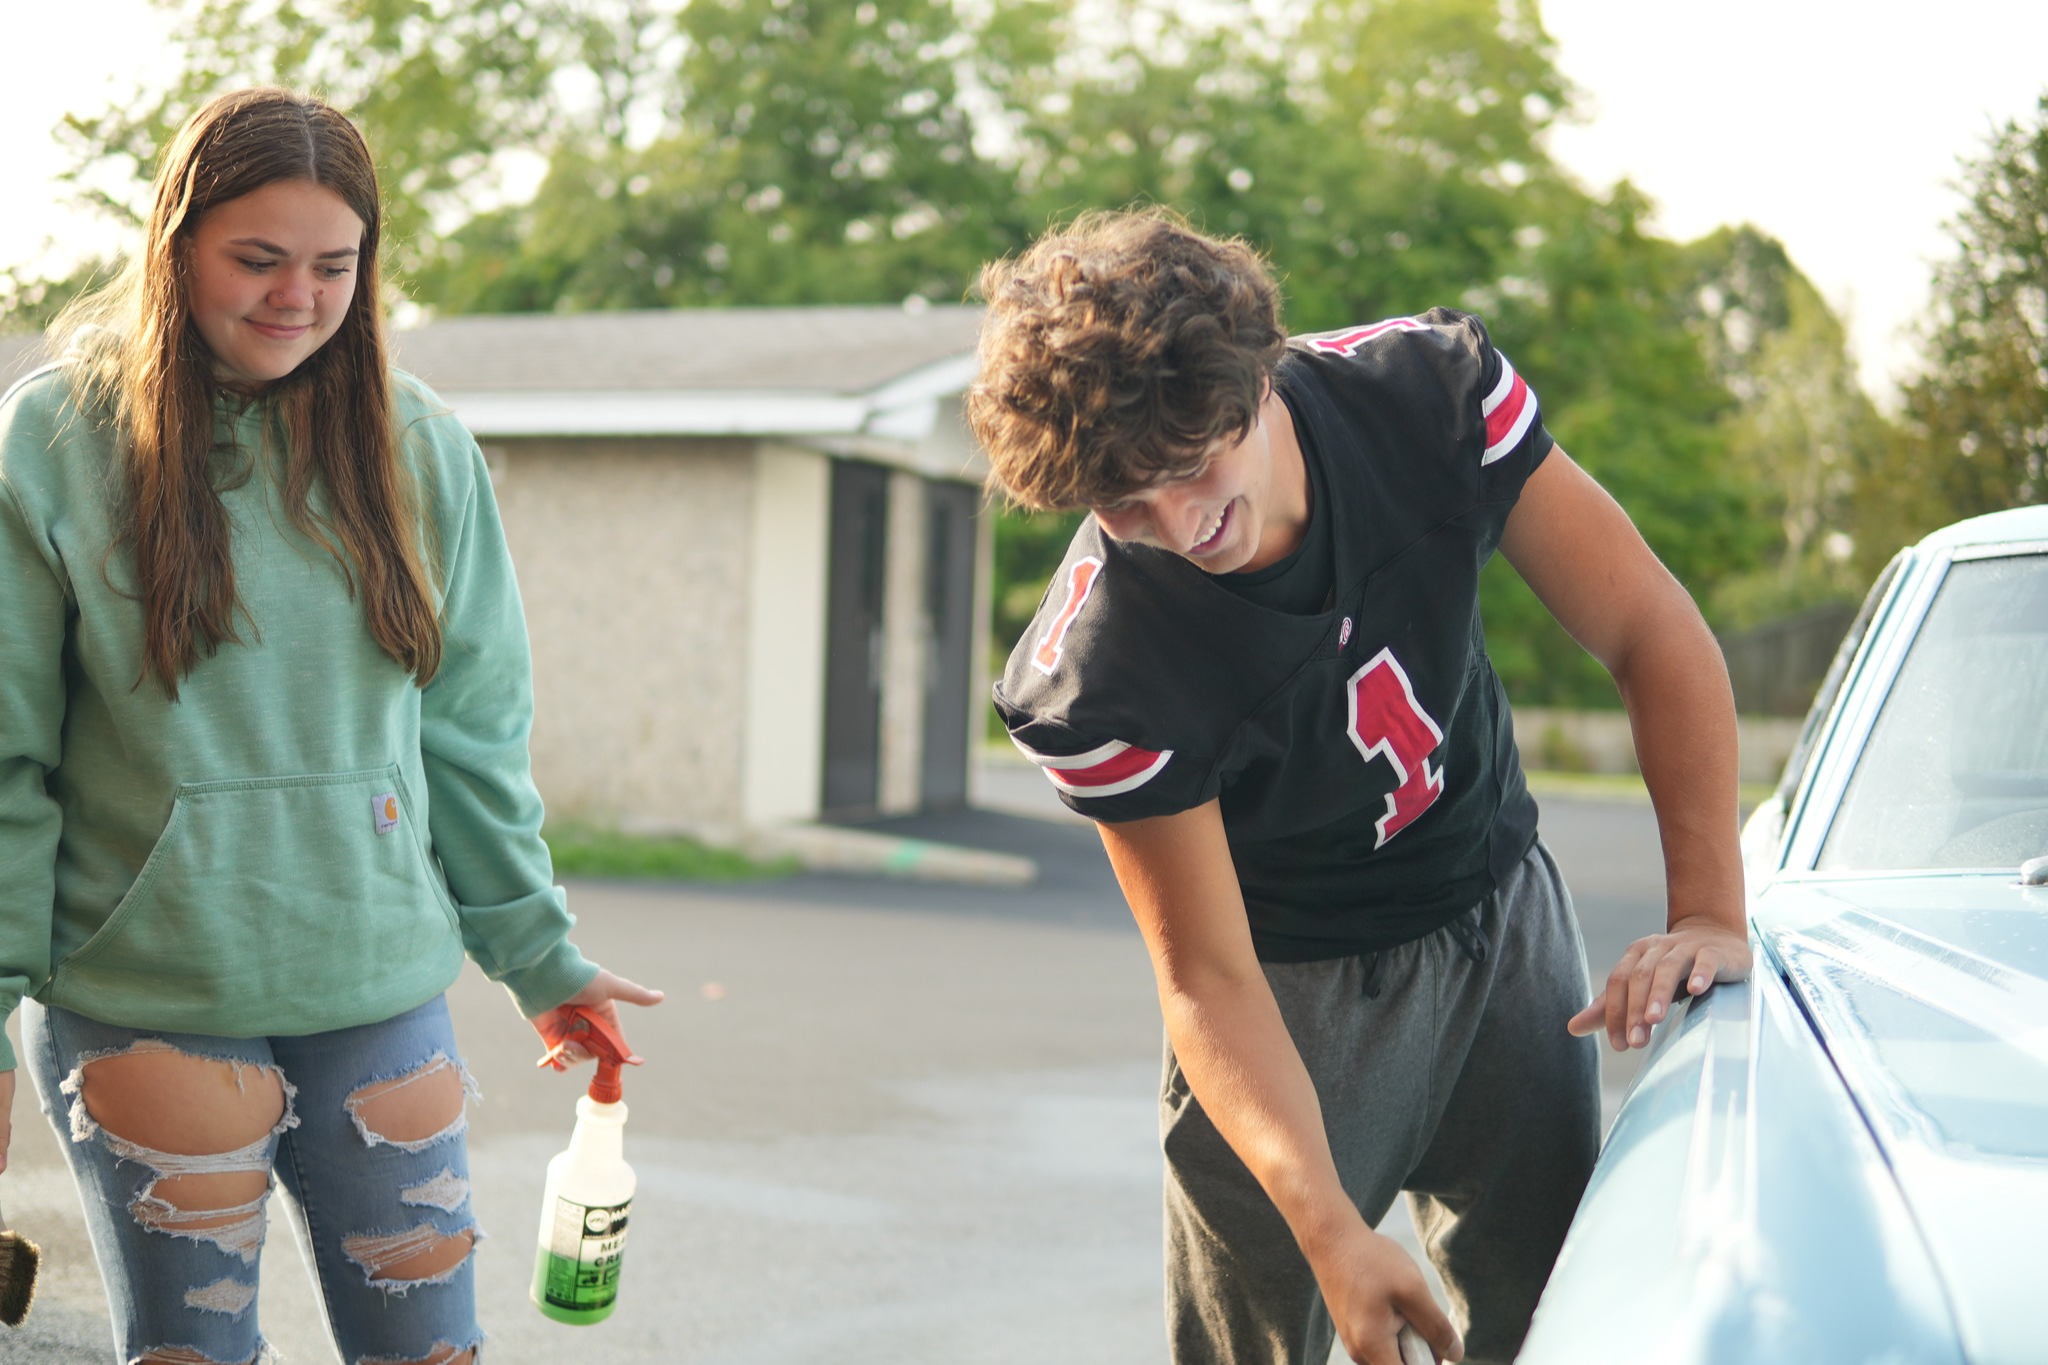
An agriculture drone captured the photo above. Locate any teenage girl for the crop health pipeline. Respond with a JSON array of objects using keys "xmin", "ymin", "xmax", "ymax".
[{"xmin": 0, "ymin": 87, "xmax": 662, "ymax": 1364}]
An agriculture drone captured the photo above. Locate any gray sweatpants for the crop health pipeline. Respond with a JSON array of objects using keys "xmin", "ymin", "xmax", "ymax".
[{"xmin": 1160, "ymin": 838, "xmax": 1600, "ymax": 1365}]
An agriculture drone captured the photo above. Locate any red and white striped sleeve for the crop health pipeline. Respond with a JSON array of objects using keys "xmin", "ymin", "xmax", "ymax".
[
  {"xmin": 1009, "ymin": 735, "xmax": 1174, "ymax": 799},
  {"xmin": 1480, "ymin": 352, "xmax": 1539, "ymax": 467}
]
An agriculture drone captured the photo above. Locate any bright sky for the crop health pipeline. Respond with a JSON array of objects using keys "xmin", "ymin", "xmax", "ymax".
[
  {"xmin": 5, "ymin": 1, "xmax": 2045, "ymax": 402},
  {"xmin": 1541, "ymin": 0, "xmax": 2048, "ymax": 402}
]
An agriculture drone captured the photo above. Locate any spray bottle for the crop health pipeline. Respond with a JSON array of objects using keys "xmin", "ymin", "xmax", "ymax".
[{"xmin": 530, "ymin": 1005, "xmax": 642, "ymax": 1325}]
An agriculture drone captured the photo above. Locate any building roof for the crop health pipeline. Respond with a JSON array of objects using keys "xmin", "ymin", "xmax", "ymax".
[
  {"xmin": 390, "ymin": 303, "xmax": 984, "ymax": 395},
  {"xmin": 394, "ymin": 304, "xmax": 987, "ymax": 474},
  {"xmin": 1, "ymin": 306, "xmax": 991, "ymax": 475},
  {"xmin": 3, "ymin": 304, "xmax": 986, "ymax": 396}
]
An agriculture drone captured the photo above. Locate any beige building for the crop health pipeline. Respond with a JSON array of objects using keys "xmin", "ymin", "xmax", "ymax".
[
  {"xmin": 393, "ymin": 305, "xmax": 993, "ymax": 838},
  {"xmin": 2, "ymin": 305, "xmax": 995, "ymax": 839}
]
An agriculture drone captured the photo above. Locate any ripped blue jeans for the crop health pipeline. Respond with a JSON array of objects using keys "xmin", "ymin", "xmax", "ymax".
[{"xmin": 22, "ymin": 995, "xmax": 484, "ymax": 1365}]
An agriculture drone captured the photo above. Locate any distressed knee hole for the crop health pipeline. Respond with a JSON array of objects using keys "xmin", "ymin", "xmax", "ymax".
[
  {"xmin": 131, "ymin": 1172, "xmax": 270, "ymax": 1263},
  {"xmin": 400, "ymin": 1168, "xmax": 470, "ymax": 1213},
  {"xmin": 73, "ymin": 1043, "xmax": 289, "ymax": 1156},
  {"xmin": 344, "ymin": 1223, "xmax": 477, "ymax": 1288},
  {"xmin": 185, "ymin": 1277, "xmax": 258, "ymax": 1316},
  {"xmin": 359, "ymin": 1346, "xmax": 473, "ymax": 1365},
  {"xmin": 133, "ymin": 1348, "xmax": 249, "ymax": 1365},
  {"xmin": 345, "ymin": 1055, "xmax": 471, "ymax": 1150},
  {"xmin": 145, "ymin": 1170, "xmax": 272, "ymax": 1227}
]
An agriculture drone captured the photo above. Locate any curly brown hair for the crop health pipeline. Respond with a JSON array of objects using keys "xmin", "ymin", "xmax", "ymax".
[{"xmin": 967, "ymin": 209, "xmax": 1288, "ymax": 511}]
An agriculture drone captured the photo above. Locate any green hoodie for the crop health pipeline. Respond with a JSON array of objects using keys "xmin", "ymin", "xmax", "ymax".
[{"xmin": 0, "ymin": 363, "xmax": 595, "ymax": 1070}]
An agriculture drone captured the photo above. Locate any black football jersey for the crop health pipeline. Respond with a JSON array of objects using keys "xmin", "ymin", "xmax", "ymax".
[{"xmin": 995, "ymin": 308, "xmax": 1550, "ymax": 960}]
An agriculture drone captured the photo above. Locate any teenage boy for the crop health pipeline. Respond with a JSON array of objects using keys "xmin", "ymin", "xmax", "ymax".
[{"xmin": 972, "ymin": 210, "xmax": 1751, "ymax": 1365}]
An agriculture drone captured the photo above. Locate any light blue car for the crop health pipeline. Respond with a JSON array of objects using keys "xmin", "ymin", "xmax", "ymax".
[{"xmin": 1520, "ymin": 505, "xmax": 2048, "ymax": 1365}]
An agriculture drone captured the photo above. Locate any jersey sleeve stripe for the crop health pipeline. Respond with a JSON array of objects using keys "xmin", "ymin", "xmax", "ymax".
[
  {"xmin": 1009, "ymin": 736, "xmax": 1174, "ymax": 798},
  {"xmin": 1480, "ymin": 356, "xmax": 1537, "ymax": 466},
  {"xmin": 1305, "ymin": 316, "xmax": 1428, "ymax": 358}
]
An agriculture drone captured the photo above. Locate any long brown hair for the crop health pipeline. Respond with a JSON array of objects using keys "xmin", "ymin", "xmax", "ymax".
[{"xmin": 53, "ymin": 87, "xmax": 442, "ymax": 697}]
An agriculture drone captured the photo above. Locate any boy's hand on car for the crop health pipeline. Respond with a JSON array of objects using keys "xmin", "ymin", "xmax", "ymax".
[{"xmin": 1568, "ymin": 916, "xmax": 1751, "ymax": 1051}]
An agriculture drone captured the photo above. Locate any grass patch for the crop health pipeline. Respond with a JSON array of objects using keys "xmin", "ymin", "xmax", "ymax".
[
  {"xmin": 544, "ymin": 825, "xmax": 796, "ymax": 882},
  {"xmin": 1525, "ymin": 769, "xmax": 1653, "ymax": 802},
  {"xmin": 1524, "ymin": 769, "xmax": 1779, "ymax": 812}
]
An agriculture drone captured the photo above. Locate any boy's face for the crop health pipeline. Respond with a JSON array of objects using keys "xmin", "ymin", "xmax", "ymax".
[{"xmin": 1090, "ymin": 385, "xmax": 1307, "ymax": 576}]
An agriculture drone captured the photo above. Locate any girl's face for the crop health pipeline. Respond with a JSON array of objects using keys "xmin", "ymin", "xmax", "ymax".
[{"xmin": 185, "ymin": 179, "xmax": 366, "ymax": 390}]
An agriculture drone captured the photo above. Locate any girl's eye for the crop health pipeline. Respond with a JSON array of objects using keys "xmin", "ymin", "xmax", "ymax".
[
  {"xmin": 239, "ymin": 258, "xmax": 275, "ymax": 272},
  {"xmin": 317, "ymin": 266, "xmax": 352, "ymax": 280}
]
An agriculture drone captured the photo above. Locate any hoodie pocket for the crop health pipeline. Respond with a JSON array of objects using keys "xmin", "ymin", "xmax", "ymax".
[{"xmin": 56, "ymin": 765, "xmax": 462, "ymax": 1006}]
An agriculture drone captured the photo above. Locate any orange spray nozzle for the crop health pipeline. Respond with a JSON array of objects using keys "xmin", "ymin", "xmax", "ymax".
[{"xmin": 535, "ymin": 1004, "xmax": 643, "ymax": 1104}]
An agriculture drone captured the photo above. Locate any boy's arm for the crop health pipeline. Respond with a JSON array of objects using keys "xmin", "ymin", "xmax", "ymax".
[
  {"xmin": 1098, "ymin": 800, "xmax": 1464, "ymax": 1365},
  {"xmin": 1497, "ymin": 447, "xmax": 1752, "ymax": 1050}
]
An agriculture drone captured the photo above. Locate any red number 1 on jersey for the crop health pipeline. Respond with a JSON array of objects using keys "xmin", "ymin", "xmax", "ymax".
[
  {"xmin": 1032, "ymin": 556, "xmax": 1104, "ymax": 675},
  {"xmin": 1345, "ymin": 648, "xmax": 1445, "ymax": 847}
]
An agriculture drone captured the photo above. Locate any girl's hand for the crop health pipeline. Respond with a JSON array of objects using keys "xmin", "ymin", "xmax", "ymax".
[{"xmin": 531, "ymin": 968, "xmax": 665, "ymax": 1065}]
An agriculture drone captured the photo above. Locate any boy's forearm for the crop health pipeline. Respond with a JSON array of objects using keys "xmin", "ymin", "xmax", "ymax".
[
  {"xmin": 1568, "ymin": 599, "xmax": 1754, "ymax": 1050},
  {"xmin": 1496, "ymin": 447, "xmax": 1745, "ymax": 935},
  {"xmin": 1101, "ymin": 804, "xmax": 1361, "ymax": 1252},
  {"xmin": 1156, "ymin": 970, "xmax": 1458, "ymax": 1361},
  {"xmin": 1100, "ymin": 802, "xmax": 1415, "ymax": 1302},
  {"xmin": 1157, "ymin": 971, "xmax": 1366, "ymax": 1256}
]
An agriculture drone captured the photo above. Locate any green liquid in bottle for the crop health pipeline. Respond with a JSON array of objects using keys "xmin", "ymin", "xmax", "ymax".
[
  {"xmin": 532, "ymin": 1247, "xmax": 617, "ymax": 1324},
  {"xmin": 531, "ymin": 1196, "xmax": 630, "ymax": 1325}
]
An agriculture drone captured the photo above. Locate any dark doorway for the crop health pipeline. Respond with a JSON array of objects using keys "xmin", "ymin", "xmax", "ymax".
[
  {"xmin": 821, "ymin": 460, "xmax": 890, "ymax": 815},
  {"xmin": 921, "ymin": 481, "xmax": 979, "ymax": 810}
]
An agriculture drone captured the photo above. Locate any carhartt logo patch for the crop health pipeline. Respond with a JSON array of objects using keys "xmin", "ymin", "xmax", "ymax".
[{"xmin": 373, "ymin": 793, "xmax": 401, "ymax": 835}]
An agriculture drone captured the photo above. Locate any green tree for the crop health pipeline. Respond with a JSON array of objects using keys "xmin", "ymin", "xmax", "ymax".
[
  {"xmin": 57, "ymin": 0, "xmax": 628, "ymax": 286},
  {"xmin": 428, "ymin": 0, "xmax": 1056, "ymax": 311},
  {"xmin": 1007, "ymin": 0, "xmax": 1573, "ymax": 329},
  {"xmin": 1278, "ymin": 0, "xmax": 1573, "ymax": 328},
  {"xmin": 1681, "ymin": 227, "xmax": 1887, "ymax": 626},
  {"xmin": 986, "ymin": 0, "xmax": 1816, "ymax": 702},
  {"xmin": 25, "ymin": 0, "xmax": 1876, "ymax": 710},
  {"xmin": 993, "ymin": 0, "xmax": 1620, "ymax": 701},
  {"xmin": 0, "ymin": 258, "xmax": 118, "ymax": 334},
  {"xmin": 1468, "ymin": 184, "xmax": 1762, "ymax": 703},
  {"xmin": 1872, "ymin": 93, "xmax": 2048, "ymax": 563},
  {"xmin": 54, "ymin": 0, "xmax": 1059, "ymax": 314}
]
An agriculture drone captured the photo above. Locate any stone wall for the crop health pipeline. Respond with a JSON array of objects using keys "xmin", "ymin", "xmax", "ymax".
[{"xmin": 488, "ymin": 437, "xmax": 755, "ymax": 830}]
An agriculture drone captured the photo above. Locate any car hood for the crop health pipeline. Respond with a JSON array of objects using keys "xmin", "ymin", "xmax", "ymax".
[{"xmin": 1755, "ymin": 872, "xmax": 2048, "ymax": 1363}]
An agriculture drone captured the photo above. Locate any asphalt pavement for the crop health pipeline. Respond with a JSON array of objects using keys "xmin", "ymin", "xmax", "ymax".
[{"xmin": 0, "ymin": 768, "xmax": 1668, "ymax": 1363}]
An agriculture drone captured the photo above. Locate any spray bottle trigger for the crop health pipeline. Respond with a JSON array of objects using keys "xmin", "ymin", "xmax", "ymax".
[{"xmin": 534, "ymin": 1005, "xmax": 644, "ymax": 1073}]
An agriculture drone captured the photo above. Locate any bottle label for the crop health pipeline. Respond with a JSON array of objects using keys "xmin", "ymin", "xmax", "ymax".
[{"xmin": 539, "ymin": 1195, "xmax": 631, "ymax": 1311}]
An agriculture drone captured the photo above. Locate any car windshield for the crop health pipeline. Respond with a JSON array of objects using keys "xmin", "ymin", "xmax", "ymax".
[{"xmin": 1819, "ymin": 552, "xmax": 2048, "ymax": 872}]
